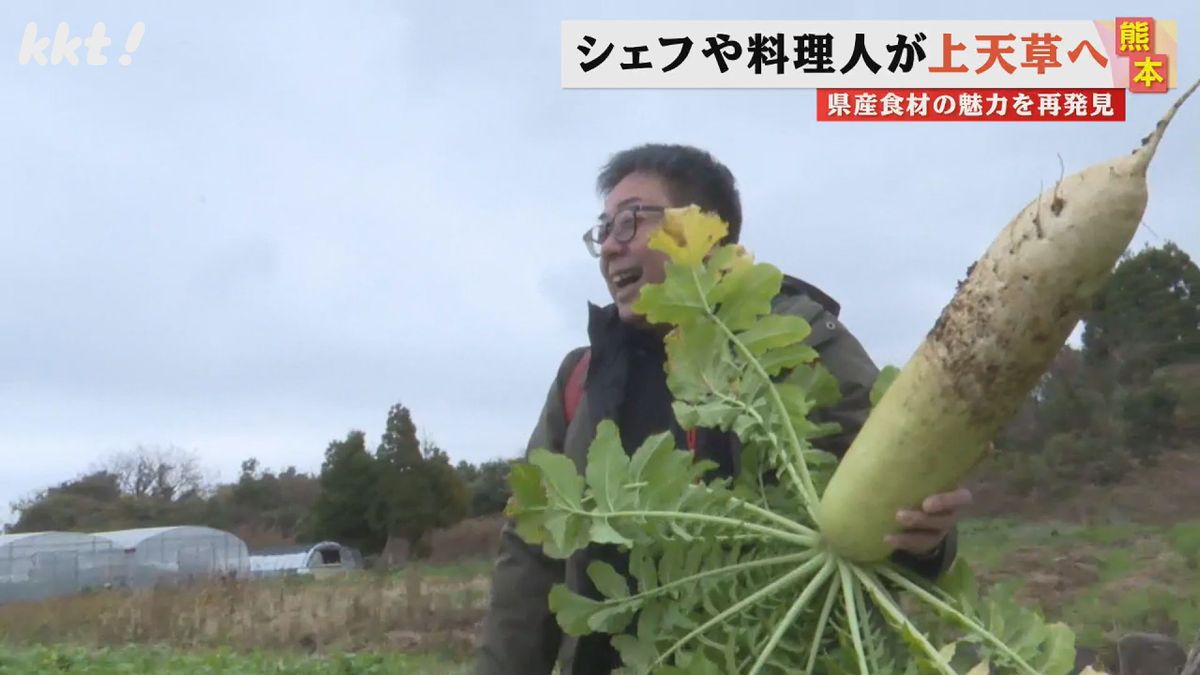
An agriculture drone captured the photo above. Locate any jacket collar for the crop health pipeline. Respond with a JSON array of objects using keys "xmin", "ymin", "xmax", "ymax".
[
  {"xmin": 586, "ymin": 302, "xmax": 665, "ymax": 354},
  {"xmin": 584, "ymin": 302, "xmax": 670, "ymax": 425}
]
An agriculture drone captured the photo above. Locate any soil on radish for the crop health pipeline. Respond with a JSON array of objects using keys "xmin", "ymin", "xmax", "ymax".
[{"xmin": 927, "ymin": 276, "xmax": 1062, "ymax": 432}]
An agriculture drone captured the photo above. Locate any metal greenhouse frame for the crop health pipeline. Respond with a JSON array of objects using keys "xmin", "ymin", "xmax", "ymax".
[
  {"xmin": 0, "ymin": 531, "xmax": 123, "ymax": 604},
  {"xmin": 93, "ymin": 525, "xmax": 250, "ymax": 587}
]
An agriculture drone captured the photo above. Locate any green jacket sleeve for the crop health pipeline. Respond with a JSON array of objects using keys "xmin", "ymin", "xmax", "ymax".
[
  {"xmin": 475, "ymin": 348, "xmax": 586, "ymax": 675},
  {"xmin": 802, "ymin": 305, "xmax": 958, "ymax": 581}
]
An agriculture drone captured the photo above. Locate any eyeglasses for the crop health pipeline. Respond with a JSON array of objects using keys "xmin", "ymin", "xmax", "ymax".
[{"xmin": 582, "ymin": 204, "xmax": 667, "ymax": 258}]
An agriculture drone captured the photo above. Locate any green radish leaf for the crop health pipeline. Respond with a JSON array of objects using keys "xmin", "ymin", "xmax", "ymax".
[
  {"xmin": 758, "ymin": 342, "xmax": 821, "ymax": 376},
  {"xmin": 627, "ymin": 430, "xmax": 677, "ymax": 485},
  {"xmin": 634, "ymin": 262, "xmax": 714, "ymax": 326},
  {"xmin": 672, "ymin": 399, "xmax": 744, "ymax": 431},
  {"xmin": 588, "ymin": 520, "xmax": 630, "ymax": 547},
  {"xmin": 715, "ymin": 263, "xmax": 783, "ymax": 331},
  {"xmin": 588, "ymin": 560, "xmax": 631, "ymax": 601},
  {"xmin": 637, "ymin": 601, "xmax": 664, "ymax": 642},
  {"xmin": 785, "ymin": 363, "xmax": 843, "ymax": 409},
  {"xmin": 507, "ymin": 461, "xmax": 546, "ymax": 512},
  {"xmin": 548, "ymin": 584, "xmax": 605, "ymax": 636},
  {"xmin": 612, "ymin": 634, "xmax": 658, "ymax": 673},
  {"xmin": 870, "ymin": 365, "xmax": 901, "ymax": 407},
  {"xmin": 738, "ymin": 314, "xmax": 812, "ymax": 354},
  {"xmin": 527, "ymin": 448, "xmax": 584, "ymax": 510},
  {"xmin": 664, "ymin": 321, "xmax": 729, "ymax": 399},
  {"xmin": 506, "ymin": 462, "xmax": 548, "ymax": 543},
  {"xmin": 704, "ymin": 242, "xmax": 749, "ymax": 278},
  {"xmin": 540, "ymin": 511, "xmax": 590, "ymax": 558},
  {"xmin": 937, "ymin": 559, "xmax": 980, "ymax": 604},
  {"xmin": 628, "ymin": 546, "xmax": 658, "ymax": 593},
  {"xmin": 1032, "ymin": 622, "xmax": 1077, "ymax": 675},
  {"xmin": 585, "ymin": 420, "xmax": 633, "ymax": 512},
  {"xmin": 588, "ymin": 604, "xmax": 639, "ymax": 633},
  {"xmin": 705, "ymin": 246, "xmax": 761, "ymax": 307},
  {"xmin": 965, "ymin": 659, "xmax": 991, "ymax": 675}
]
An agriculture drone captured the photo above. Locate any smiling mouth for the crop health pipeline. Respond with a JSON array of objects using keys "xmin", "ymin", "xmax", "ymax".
[{"xmin": 610, "ymin": 268, "xmax": 643, "ymax": 292}]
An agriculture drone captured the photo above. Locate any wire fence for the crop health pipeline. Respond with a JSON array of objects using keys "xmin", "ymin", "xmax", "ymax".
[{"xmin": 0, "ymin": 531, "xmax": 250, "ymax": 605}]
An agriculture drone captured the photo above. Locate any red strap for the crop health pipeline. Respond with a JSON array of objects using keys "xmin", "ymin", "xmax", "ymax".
[
  {"xmin": 564, "ymin": 349, "xmax": 699, "ymax": 456},
  {"xmin": 686, "ymin": 429, "xmax": 701, "ymax": 483},
  {"xmin": 564, "ymin": 350, "xmax": 591, "ymax": 426}
]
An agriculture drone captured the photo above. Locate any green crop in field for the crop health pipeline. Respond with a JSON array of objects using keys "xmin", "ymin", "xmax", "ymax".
[{"xmin": 0, "ymin": 644, "xmax": 468, "ymax": 675}]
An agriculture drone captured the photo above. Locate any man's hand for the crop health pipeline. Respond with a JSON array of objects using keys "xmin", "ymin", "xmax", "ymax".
[{"xmin": 886, "ymin": 487, "xmax": 972, "ymax": 556}]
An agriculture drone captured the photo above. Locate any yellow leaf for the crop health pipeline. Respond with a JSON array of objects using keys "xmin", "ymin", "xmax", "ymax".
[
  {"xmin": 648, "ymin": 205, "xmax": 728, "ymax": 266},
  {"xmin": 709, "ymin": 243, "xmax": 754, "ymax": 276}
]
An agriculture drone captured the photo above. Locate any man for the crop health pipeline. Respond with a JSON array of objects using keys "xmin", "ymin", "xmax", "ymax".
[{"xmin": 476, "ymin": 144, "xmax": 972, "ymax": 675}]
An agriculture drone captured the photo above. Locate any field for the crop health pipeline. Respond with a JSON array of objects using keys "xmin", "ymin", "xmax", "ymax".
[
  {"xmin": 0, "ymin": 644, "xmax": 464, "ymax": 674},
  {"xmin": 2, "ymin": 454, "xmax": 1199, "ymax": 673},
  {"xmin": 962, "ymin": 518, "xmax": 1200, "ymax": 662}
]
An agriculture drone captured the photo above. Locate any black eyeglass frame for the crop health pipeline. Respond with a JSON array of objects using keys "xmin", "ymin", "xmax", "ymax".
[{"xmin": 582, "ymin": 204, "xmax": 668, "ymax": 257}]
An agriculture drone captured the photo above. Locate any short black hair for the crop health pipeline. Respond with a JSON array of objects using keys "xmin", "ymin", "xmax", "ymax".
[{"xmin": 596, "ymin": 143, "xmax": 743, "ymax": 244}]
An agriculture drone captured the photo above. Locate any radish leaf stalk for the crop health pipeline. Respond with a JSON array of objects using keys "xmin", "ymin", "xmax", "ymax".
[{"xmin": 504, "ymin": 85, "xmax": 1196, "ymax": 672}]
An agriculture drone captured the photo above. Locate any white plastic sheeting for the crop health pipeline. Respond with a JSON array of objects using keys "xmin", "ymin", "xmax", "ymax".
[
  {"xmin": 0, "ymin": 531, "xmax": 124, "ymax": 604},
  {"xmin": 248, "ymin": 541, "xmax": 362, "ymax": 577},
  {"xmin": 93, "ymin": 526, "xmax": 250, "ymax": 586}
]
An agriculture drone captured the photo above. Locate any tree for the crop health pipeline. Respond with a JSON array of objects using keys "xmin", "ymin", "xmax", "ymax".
[
  {"xmin": 455, "ymin": 460, "xmax": 480, "ymax": 486},
  {"xmin": 463, "ymin": 459, "xmax": 513, "ymax": 517},
  {"xmin": 419, "ymin": 440, "xmax": 470, "ymax": 530},
  {"xmin": 205, "ymin": 457, "xmax": 321, "ymax": 545},
  {"xmin": 305, "ymin": 431, "xmax": 384, "ymax": 553},
  {"xmin": 7, "ymin": 471, "xmax": 124, "ymax": 533},
  {"xmin": 93, "ymin": 445, "xmax": 209, "ymax": 502},
  {"xmin": 376, "ymin": 403, "xmax": 422, "ymax": 466},
  {"xmin": 1078, "ymin": 241, "xmax": 1200, "ymax": 455},
  {"xmin": 1083, "ymin": 241, "xmax": 1200, "ymax": 384},
  {"xmin": 368, "ymin": 404, "xmax": 469, "ymax": 557},
  {"xmin": 1033, "ymin": 346, "xmax": 1108, "ymax": 435},
  {"xmin": 9, "ymin": 445, "xmax": 219, "ymax": 533}
]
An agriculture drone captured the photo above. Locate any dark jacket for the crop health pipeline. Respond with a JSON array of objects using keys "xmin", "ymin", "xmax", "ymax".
[{"xmin": 475, "ymin": 275, "xmax": 958, "ymax": 675}]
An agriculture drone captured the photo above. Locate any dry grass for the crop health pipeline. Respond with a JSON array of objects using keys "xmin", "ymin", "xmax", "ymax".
[
  {"xmin": 966, "ymin": 449, "xmax": 1200, "ymax": 525},
  {"xmin": 0, "ymin": 513, "xmax": 510, "ymax": 663},
  {"xmin": 0, "ymin": 567, "xmax": 486, "ymax": 660},
  {"xmin": 427, "ymin": 513, "xmax": 505, "ymax": 564}
]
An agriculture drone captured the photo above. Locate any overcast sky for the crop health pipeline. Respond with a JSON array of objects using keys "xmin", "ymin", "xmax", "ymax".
[{"xmin": 2, "ymin": 0, "xmax": 1196, "ymax": 526}]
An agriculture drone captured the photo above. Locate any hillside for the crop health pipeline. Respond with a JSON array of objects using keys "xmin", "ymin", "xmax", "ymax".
[{"xmin": 965, "ymin": 448, "xmax": 1200, "ymax": 525}]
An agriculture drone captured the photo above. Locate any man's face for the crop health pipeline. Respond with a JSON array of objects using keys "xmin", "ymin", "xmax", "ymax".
[{"xmin": 598, "ymin": 171, "xmax": 675, "ymax": 325}]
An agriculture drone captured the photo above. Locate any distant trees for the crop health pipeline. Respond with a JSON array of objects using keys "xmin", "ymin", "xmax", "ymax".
[
  {"xmin": 304, "ymin": 430, "xmax": 383, "ymax": 553},
  {"xmin": 5, "ymin": 402, "xmax": 515, "ymax": 559},
  {"xmin": 95, "ymin": 445, "xmax": 209, "ymax": 502},
  {"xmin": 310, "ymin": 404, "xmax": 472, "ymax": 558},
  {"xmin": 457, "ymin": 459, "xmax": 513, "ymax": 518},
  {"xmin": 7, "ymin": 446, "xmax": 215, "ymax": 533},
  {"xmin": 6, "ymin": 445, "xmax": 323, "ymax": 542}
]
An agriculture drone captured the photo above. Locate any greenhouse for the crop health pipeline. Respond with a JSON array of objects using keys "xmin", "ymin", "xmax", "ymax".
[
  {"xmin": 0, "ymin": 531, "xmax": 123, "ymax": 604},
  {"xmin": 94, "ymin": 526, "xmax": 250, "ymax": 587},
  {"xmin": 248, "ymin": 541, "xmax": 363, "ymax": 578}
]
